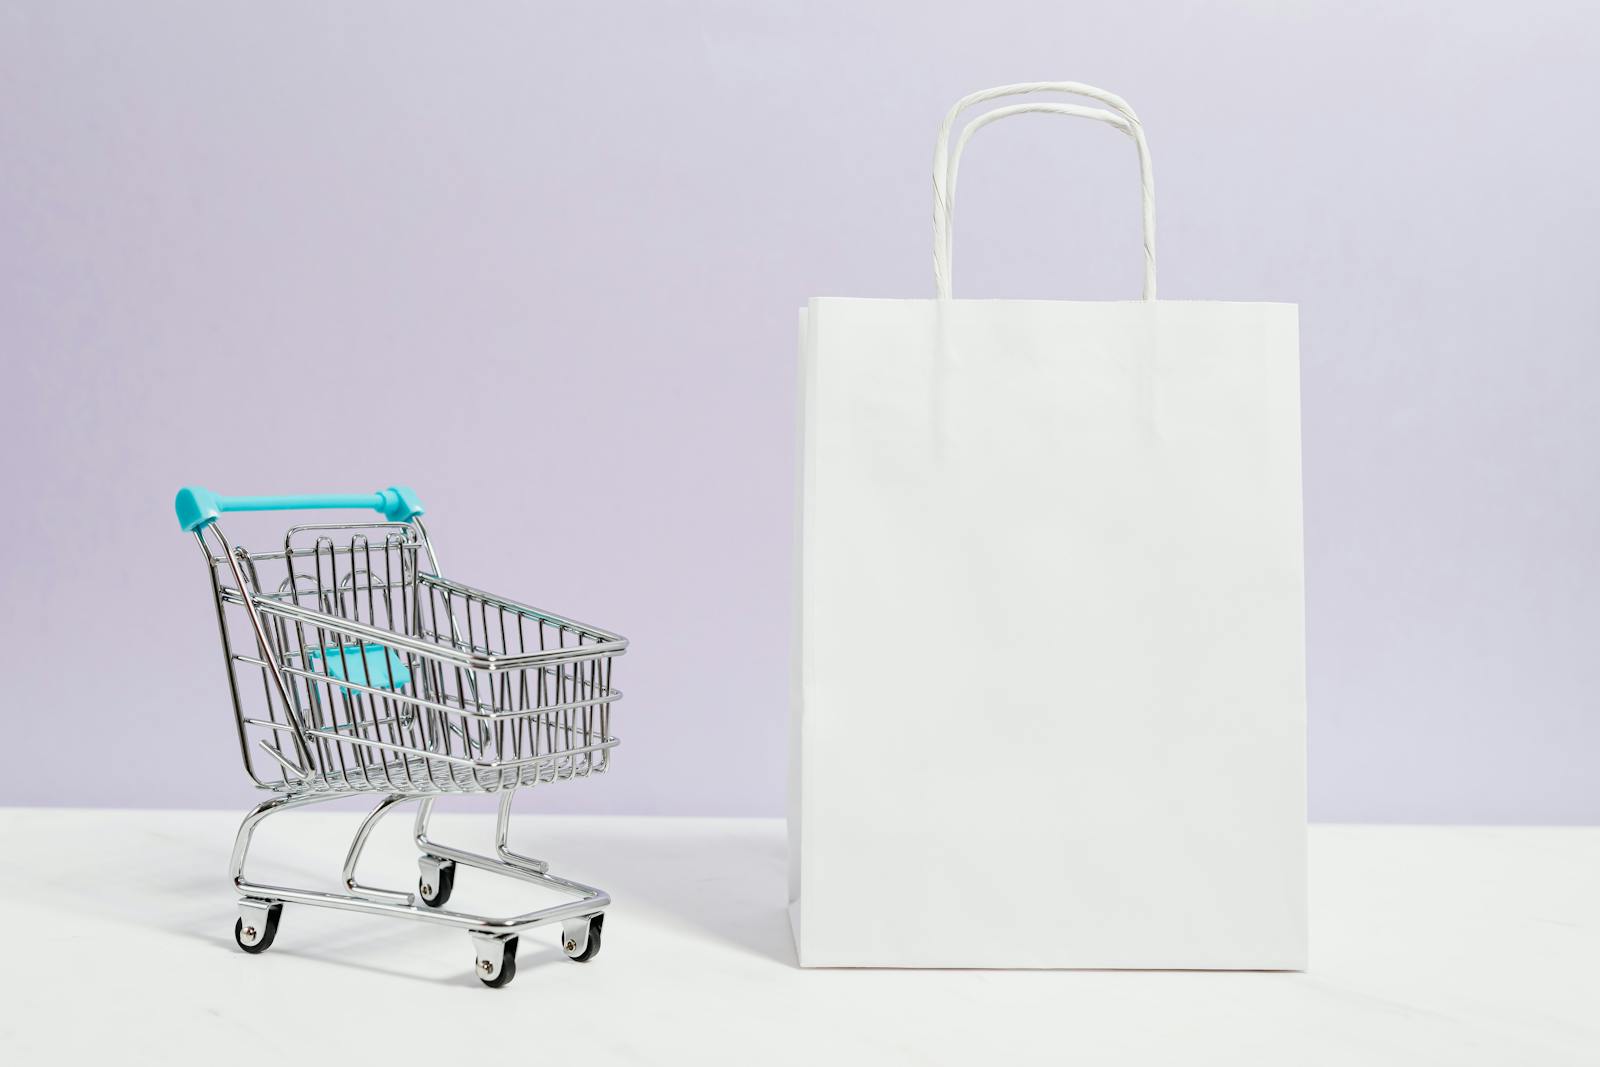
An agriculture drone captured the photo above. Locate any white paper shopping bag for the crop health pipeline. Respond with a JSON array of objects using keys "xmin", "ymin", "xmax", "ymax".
[{"xmin": 789, "ymin": 83, "xmax": 1307, "ymax": 969}]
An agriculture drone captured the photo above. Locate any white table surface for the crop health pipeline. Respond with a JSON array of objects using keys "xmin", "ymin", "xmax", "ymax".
[{"xmin": 0, "ymin": 808, "xmax": 1594, "ymax": 1065}]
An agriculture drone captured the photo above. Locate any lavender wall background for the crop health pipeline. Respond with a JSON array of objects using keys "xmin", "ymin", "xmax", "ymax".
[{"xmin": 3, "ymin": 1, "xmax": 1596, "ymax": 822}]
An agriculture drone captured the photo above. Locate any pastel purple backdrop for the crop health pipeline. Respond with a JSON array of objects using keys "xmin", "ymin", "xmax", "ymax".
[{"xmin": 3, "ymin": 1, "xmax": 1596, "ymax": 821}]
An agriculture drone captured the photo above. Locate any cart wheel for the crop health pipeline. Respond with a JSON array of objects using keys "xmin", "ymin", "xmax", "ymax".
[
  {"xmin": 476, "ymin": 936, "xmax": 518, "ymax": 988},
  {"xmin": 234, "ymin": 904, "xmax": 282, "ymax": 954},
  {"xmin": 564, "ymin": 914, "xmax": 604, "ymax": 963},
  {"xmin": 418, "ymin": 858, "xmax": 456, "ymax": 908}
]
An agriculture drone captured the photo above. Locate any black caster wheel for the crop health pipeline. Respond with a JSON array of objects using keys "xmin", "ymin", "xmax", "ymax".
[
  {"xmin": 234, "ymin": 903, "xmax": 282, "ymax": 954},
  {"xmin": 477, "ymin": 936, "xmax": 518, "ymax": 988},
  {"xmin": 564, "ymin": 914, "xmax": 604, "ymax": 963},
  {"xmin": 419, "ymin": 858, "xmax": 456, "ymax": 908}
]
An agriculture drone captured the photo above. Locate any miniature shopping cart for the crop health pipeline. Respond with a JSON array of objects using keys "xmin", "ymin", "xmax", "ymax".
[{"xmin": 177, "ymin": 486, "xmax": 626, "ymax": 987}]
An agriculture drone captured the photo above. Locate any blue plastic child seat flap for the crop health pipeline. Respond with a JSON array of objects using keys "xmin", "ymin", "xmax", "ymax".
[{"xmin": 306, "ymin": 644, "xmax": 413, "ymax": 694}]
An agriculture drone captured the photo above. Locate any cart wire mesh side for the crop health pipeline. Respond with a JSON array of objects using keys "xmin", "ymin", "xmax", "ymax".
[{"xmin": 178, "ymin": 486, "xmax": 626, "ymax": 986}]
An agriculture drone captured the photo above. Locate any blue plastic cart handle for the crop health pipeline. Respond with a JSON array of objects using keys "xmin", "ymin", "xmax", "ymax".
[{"xmin": 175, "ymin": 486, "xmax": 424, "ymax": 532}]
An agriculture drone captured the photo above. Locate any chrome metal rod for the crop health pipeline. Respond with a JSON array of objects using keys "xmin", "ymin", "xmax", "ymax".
[
  {"xmin": 495, "ymin": 788, "xmax": 550, "ymax": 873},
  {"xmin": 341, "ymin": 794, "xmax": 416, "ymax": 904},
  {"xmin": 230, "ymin": 792, "xmax": 342, "ymax": 887}
]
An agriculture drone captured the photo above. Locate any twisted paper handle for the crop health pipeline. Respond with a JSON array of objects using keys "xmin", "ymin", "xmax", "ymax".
[{"xmin": 933, "ymin": 82, "xmax": 1156, "ymax": 300}]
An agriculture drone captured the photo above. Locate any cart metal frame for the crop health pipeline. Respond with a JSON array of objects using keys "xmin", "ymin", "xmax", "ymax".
[{"xmin": 178, "ymin": 486, "xmax": 626, "ymax": 986}]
